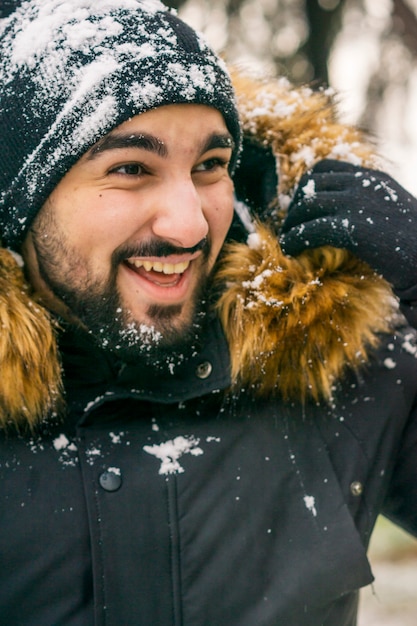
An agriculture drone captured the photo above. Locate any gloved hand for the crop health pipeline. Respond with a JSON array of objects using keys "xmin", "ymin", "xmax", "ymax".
[{"xmin": 280, "ymin": 159, "xmax": 417, "ymax": 293}]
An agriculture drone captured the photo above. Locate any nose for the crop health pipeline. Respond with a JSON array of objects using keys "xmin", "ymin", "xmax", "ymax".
[{"xmin": 151, "ymin": 177, "xmax": 209, "ymax": 248}]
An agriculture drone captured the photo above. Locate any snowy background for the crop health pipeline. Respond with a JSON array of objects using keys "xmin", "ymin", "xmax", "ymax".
[{"xmin": 328, "ymin": 0, "xmax": 417, "ymax": 195}]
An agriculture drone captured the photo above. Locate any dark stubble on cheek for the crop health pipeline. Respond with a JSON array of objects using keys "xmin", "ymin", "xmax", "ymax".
[{"xmin": 30, "ymin": 208, "xmax": 213, "ymax": 364}]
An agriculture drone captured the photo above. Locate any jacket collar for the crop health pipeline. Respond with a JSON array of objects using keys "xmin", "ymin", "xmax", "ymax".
[{"xmin": 59, "ymin": 316, "xmax": 231, "ymax": 416}]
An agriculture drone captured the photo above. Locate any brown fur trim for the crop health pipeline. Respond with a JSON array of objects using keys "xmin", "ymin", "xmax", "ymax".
[
  {"xmin": 0, "ymin": 249, "xmax": 63, "ymax": 430},
  {"xmin": 215, "ymin": 224, "xmax": 397, "ymax": 402},
  {"xmin": 231, "ymin": 71, "xmax": 378, "ymax": 198}
]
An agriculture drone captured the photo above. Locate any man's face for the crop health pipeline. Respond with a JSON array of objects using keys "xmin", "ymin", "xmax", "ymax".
[{"xmin": 23, "ymin": 104, "xmax": 235, "ymax": 361}]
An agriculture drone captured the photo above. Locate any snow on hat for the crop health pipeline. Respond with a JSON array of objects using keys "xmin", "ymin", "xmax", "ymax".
[{"xmin": 0, "ymin": 0, "xmax": 241, "ymax": 248}]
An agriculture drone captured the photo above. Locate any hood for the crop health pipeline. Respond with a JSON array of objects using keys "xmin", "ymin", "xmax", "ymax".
[
  {"xmin": 0, "ymin": 71, "xmax": 397, "ymax": 429},
  {"xmin": 215, "ymin": 72, "xmax": 396, "ymax": 402},
  {"xmin": 215, "ymin": 223, "xmax": 396, "ymax": 403}
]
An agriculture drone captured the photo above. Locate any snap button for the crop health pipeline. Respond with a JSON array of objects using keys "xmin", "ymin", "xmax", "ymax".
[
  {"xmin": 350, "ymin": 481, "xmax": 363, "ymax": 497},
  {"xmin": 195, "ymin": 361, "xmax": 212, "ymax": 379},
  {"xmin": 99, "ymin": 469, "xmax": 122, "ymax": 492}
]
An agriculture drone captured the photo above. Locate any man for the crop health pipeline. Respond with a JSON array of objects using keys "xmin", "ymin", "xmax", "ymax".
[{"xmin": 0, "ymin": 1, "xmax": 417, "ymax": 625}]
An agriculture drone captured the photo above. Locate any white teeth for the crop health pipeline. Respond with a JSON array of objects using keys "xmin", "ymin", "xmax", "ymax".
[
  {"xmin": 153, "ymin": 261, "xmax": 163, "ymax": 272},
  {"xmin": 129, "ymin": 259, "xmax": 190, "ymax": 274}
]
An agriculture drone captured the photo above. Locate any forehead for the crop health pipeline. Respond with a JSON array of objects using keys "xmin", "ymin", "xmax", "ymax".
[
  {"xmin": 92, "ymin": 104, "xmax": 232, "ymax": 146},
  {"xmin": 88, "ymin": 103, "xmax": 233, "ymax": 157},
  {"xmin": 116, "ymin": 103, "xmax": 228, "ymax": 131}
]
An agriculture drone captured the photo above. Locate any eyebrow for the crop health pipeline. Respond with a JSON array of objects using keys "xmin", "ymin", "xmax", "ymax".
[
  {"xmin": 88, "ymin": 133, "xmax": 168, "ymax": 159},
  {"xmin": 87, "ymin": 130, "xmax": 234, "ymax": 161},
  {"xmin": 201, "ymin": 132, "xmax": 235, "ymax": 154}
]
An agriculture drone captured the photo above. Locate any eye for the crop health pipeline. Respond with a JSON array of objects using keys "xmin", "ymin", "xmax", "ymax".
[
  {"xmin": 194, "ymin": 157, "xmax": 230, "ymax": 173},
  {"xmin": 109, "ymin": 163, "xmax": 145, "ymax": 176}
]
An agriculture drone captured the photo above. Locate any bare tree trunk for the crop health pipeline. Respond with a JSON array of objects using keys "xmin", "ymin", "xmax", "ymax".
[
  {"xmin": 391, "ymin": 0, "xmax": 417, "ymax": 56},
  {"xmin": 301, "ymin": 0, "xmax": 346, "ymax": 85}
]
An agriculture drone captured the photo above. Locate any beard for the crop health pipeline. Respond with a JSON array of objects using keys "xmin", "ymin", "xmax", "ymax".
[{"xmin": 29, "ymin": 206, "xmax": 214, "ymax": 366}]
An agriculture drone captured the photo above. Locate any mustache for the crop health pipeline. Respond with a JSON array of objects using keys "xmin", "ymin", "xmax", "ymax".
[{"xmin": 113, "ymin": 237, "xmax": 210, "ymax": 264}]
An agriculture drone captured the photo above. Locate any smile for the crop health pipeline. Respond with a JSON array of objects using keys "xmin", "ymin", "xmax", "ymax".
[{"xmin": 126, "ymin": 259, "xmax": 191, "ymax": 275}]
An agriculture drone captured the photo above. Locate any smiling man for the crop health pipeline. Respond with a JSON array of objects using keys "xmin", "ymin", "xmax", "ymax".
[
  {"xmin": 23, "ymin": 104, "xmax": 235, "ymax": 359},
  {"xmin": 1, "ymin": 1, "xmax": 417, "ymax": 626}
]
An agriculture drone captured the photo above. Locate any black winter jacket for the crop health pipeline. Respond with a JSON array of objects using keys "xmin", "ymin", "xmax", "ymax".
[
  {"xmin": 1, "ymin": 73, "xmax": 417, "ymax": 626},
  {"xmin": 1, "ymin": 318, "xmax": 417, "ymax": 626}
]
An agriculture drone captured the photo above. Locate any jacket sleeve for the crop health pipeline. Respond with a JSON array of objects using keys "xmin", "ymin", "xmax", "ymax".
[{"xmin": 382, "ymin": 396, "xmax": 417, "ymax": 536}]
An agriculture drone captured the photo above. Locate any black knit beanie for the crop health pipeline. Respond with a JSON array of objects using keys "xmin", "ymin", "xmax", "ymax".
[{"xmin": 0, "ymin": 0, "xmax": 241, "ymax": 249}]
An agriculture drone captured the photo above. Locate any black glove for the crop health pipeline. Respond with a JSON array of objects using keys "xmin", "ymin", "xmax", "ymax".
[{"xmin": 280, "ymin": 159, "xmax": 417, "ymax": 293}]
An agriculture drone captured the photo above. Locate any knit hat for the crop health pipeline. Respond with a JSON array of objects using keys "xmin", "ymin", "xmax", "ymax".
[{"xmin": 0, "ymin": 0, "xmax": 241, "ymax": 249}]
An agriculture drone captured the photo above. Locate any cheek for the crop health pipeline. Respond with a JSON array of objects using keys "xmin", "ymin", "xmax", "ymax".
[
  {"xmin": 60, "ymin": 191, "xmax": 139, "ymax": 252},
  {"xmin": 205, "ymin": 182, "xmax": 234, "ymax": 242}
]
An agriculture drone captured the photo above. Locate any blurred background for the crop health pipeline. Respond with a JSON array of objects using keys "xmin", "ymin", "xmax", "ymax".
[
  {"xmin": 359, "ymin": 517, "xmax": 417, "ymax": 625},
  {"xmin": 166, "ymin": 0, "xmax": 417, "ymax": 196},
  {"xmin": 163, "ymin": 0, "xmax": 417, "ymax": 622}
]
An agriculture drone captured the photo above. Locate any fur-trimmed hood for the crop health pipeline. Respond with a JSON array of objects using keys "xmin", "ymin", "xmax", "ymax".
[
  {"xmin": 215, "ymin": 72, "xmax": 397, "ymax": 402},
  {"xmin": 0, "ymin": 72, "xmax": 397, "ymax": 429}
]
